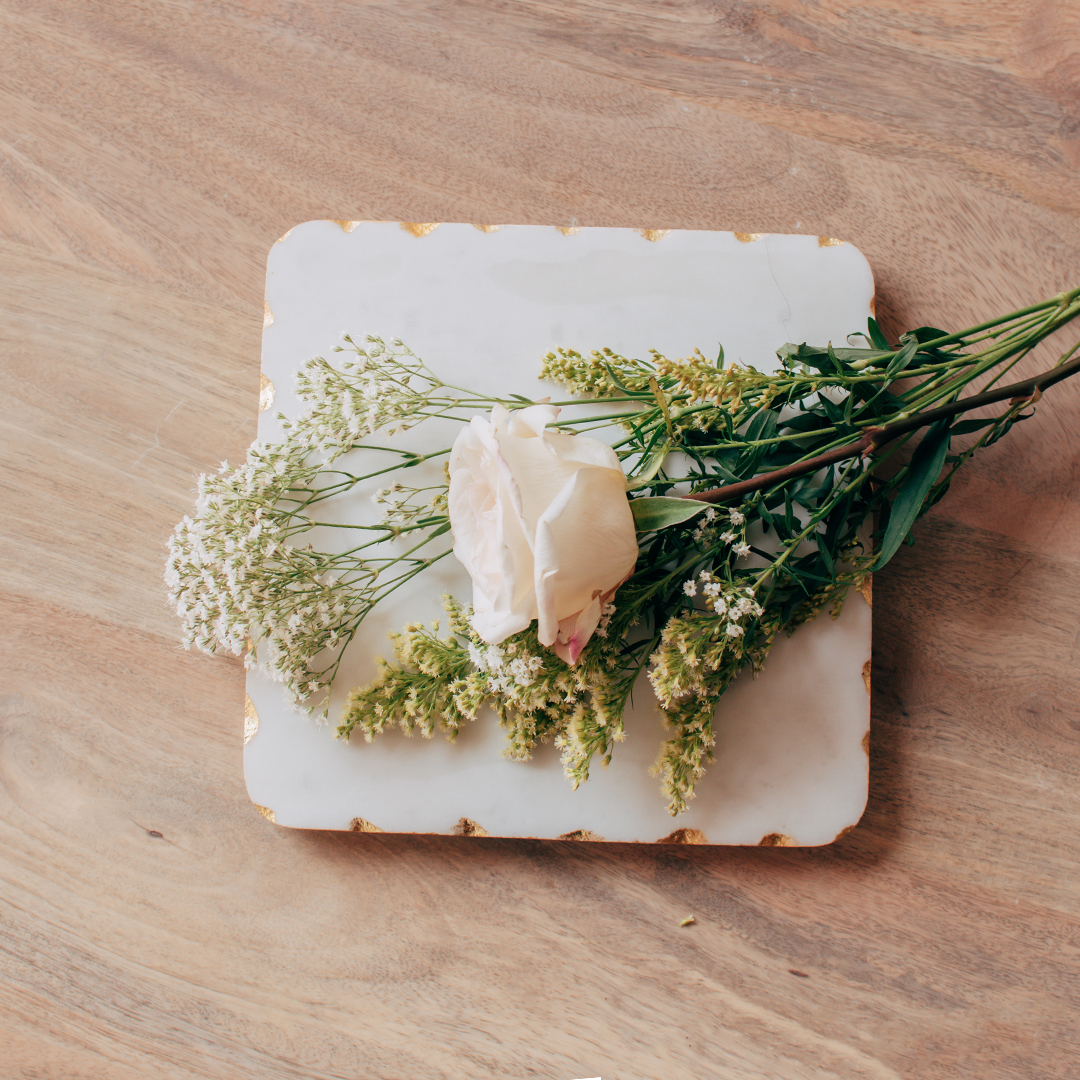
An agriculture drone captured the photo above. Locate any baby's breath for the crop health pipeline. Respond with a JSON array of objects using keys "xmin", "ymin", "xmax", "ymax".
[
  {"xmin": 166, "ymin": 336, "xmax": 476, "ymax": 717},
  {"xmin": 288, "ymin": 336, "xmax": 444, "ymax": 460}
]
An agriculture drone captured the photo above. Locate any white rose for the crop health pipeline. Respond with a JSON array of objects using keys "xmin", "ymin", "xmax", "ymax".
[{"xmin": 448, "ymin": 403, "xmax": 639, "ymax": 664}]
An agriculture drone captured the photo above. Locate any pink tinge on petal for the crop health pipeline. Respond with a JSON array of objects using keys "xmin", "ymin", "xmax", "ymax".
[
  {"xmin": 552, "ymin": 593, "xmax": 604, "ymax": 665},
  {"xmin": 551, "ymin": 641, "xmax": 574, "ymax": 665},
  {"xmin": 552, "ymin": 636, "xmax": 584, "ymax": 666}
]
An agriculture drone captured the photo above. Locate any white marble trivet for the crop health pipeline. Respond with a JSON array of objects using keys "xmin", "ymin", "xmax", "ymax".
[{"xmin": 245, "ymin": 221, "xmax": 874, "ymax": 845}]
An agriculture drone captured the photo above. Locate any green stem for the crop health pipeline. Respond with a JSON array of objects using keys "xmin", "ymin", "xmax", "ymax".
[{"xmin": 687, "ymin": 315, "xmax": 1080, "ymax": 506}]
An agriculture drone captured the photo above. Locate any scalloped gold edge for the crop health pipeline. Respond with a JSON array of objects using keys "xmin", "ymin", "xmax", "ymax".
[
  {"xmin": 454, "ymin": 817, "xmax": 489, "ymax": 837},
  {"xmin": 350, "ymin": 817, "xmax": 384, "ymax": 833},
  {"xmin": 258, "ymin": 373, "xmax": 275, "ymax": 412},
  {"xmin": 243, "ymin": 695, "xmax": 259, "ymax": 744},
  {"xmin": 657, "ymin": 828, "xmax": 708, "ymax": 845},
  {"xmin": 857, "ymin": 575, "xmax": 872, "ymax": 609},
  {"xmin": 400, "ymin": 222, "xmax": 441, "ymax": 237},
  {"xmin": 758, "ymin": 832, "xmax": 797, "ymax": 846}
]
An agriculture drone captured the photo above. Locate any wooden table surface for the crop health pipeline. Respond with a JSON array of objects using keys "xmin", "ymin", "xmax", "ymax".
[{"xmin": 3, "ymin": 4, "xmax": 1079, "ymax": 1078}]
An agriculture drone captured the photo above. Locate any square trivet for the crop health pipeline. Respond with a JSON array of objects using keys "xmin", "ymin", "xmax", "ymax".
[{"xmin": 244, "ymin": 220, "xmax": 873, "ymax": 844}]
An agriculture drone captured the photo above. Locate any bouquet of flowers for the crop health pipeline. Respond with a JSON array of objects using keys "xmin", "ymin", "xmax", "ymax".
[{"xmin": 167, "ymin": 287, "xmax": 1080, "ymax": 814}]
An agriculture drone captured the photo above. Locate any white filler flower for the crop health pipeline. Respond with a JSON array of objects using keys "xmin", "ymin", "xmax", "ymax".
[{"xmin": 448, "ymin": 403, "xmax": 638, "ymax": 664}]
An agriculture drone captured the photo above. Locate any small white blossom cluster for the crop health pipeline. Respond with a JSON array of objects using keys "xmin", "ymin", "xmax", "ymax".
[
  {"xmin": 466, "ymin": 640, "xmax": 545, "ymax": 692},
  {"xmin": 594, "ymin": 601, "xmax": 617, "ymax": 638},
  {"xmin": 648, "ymin": 580, "xmax": 764, "ymax": 707},
  {"xmin": 686, "ymin": 572, "xmax": 763, "ymax": 632},
  {"xmin": 165, "ymin": 439, "xmax": 359, "ymax": 714},
  {"xmin": 690, "ymin": 505, "xmax": 750, "ymax": 558},
  {"xmin": 166, "ymin": 332, "xmax": 462, "ymax": 717},
  {"xmin": 285, "ymin": 336, "xmax": 439, "ymax": 461}
]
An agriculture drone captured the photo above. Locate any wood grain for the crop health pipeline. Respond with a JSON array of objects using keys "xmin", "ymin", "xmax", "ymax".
[
  {"xmin": 407, "ymin": 0, "xmax": 1080, "ymax": 216},
  {"xmin": 2, "ymin": 2, "xmax": 1079, "ymax": 1077}
]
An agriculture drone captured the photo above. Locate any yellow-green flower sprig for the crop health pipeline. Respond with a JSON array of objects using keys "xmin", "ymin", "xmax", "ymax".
[{"xmin": 338, "ymin": 597, "xmax": 637, "ymax": 780}]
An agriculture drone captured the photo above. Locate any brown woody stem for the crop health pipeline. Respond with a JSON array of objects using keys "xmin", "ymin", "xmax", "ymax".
[{"xmin": 684, "ymin": 347, "xmax": 1080, "ymax": 505}]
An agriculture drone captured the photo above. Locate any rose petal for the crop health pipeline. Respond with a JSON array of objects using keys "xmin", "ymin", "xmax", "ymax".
[
  {"xmin": 536, "ymin": 466, "xmax": 638, "ymax": 623},
  {"xmin": 544, "ymin": 431, "xmax": 624, "ymax": 471},
  {"xmin": 506, "ymin": 403, "xmax": 559, "ymax": 439},
  {"xmin": 532, "ymin": 469, "xmax": 583, "ymax": 646},
  {"xmin": 552, "ymin": 593, "xmax": 603, "ymax": 665},
  {"xmin": 447, "ymin": 403, "xmax": 639, "ymax": 650}
]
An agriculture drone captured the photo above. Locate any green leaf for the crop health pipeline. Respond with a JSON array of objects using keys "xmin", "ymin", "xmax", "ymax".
[
  {"xmin": 823, "ymin": 491, "xmax": 853, "ymax": 552},
  {"xmin": 906, "ymin": 326, "xmax": 950, "ymax": 345},
  {"xmin": 884, "ymin": 338, "xmax": 919, "ymax": 379},
  {"xmin": 630, "ymin": 496, "xmax": 707, "ymax": 533},
  {"xmin": 603, "ymin": 362, "xmax": 644, "ymax": 397},
  {"xmin": 873, "ymin": 418, "xmax": 952, "ymax": 570},
  {"xmin": 624, "ymin": 436, "xmax": 674, "ymax": 491},
  {"xmin": 744, "ymin": 406, "xmax": 778, "ymax": 444},
  {"xmin": 778, "ymin": 341, "xmax": 890, "ymax": 371},
  {"xmin": 949, "ymin": 417, "xmax": 998, "ymax": 437},
  {"xmin": 826, "ymin": 342, "xmax": 844, "ymax": 375},
  {"xmin": 781, "ymin": 411, "xmax": 832, "ymax": 434},
  {"xmin": 708, "ymin": 460, "xmax": 741, "ymax": 484},
  {"xmin": 833, "ymin": 346, "xmax": 891, "ymax": 364},
  {"xmin": 819, "ymin": 393, "xmax": 845, "ymax": 426},
  {"xmin": 851, "ymin": 377, "xmax": 903, "ymax": 413},
  {"xmin": 817, "ymin": 540, "xmax": 836, "ymax": 581},
  {"xmin": 983, "ymin": 409, "xmax": 1033, "ymax": 447},
  {"xmin": 738, "ymin": 407, "xmax": 779, "ymax": 476},
  {"xmin": 867, "ymin": 317, "xmax": 891, "ymax": 350}
]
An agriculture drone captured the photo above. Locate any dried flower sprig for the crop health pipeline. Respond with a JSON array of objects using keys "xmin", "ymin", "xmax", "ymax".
[{"xmin": 339, "ymin": 596, "xmax": 633, "ymax": 780}]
